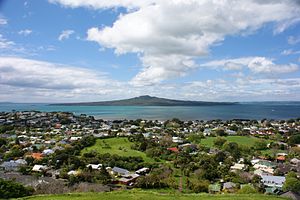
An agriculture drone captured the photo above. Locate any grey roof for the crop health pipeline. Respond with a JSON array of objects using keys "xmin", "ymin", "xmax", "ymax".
[
  {"xmin": 0, "ymin": 161, "xmax": 23, "ymax": 171},
  {"xmin": 261, "ymin": 175, "xmax": 285, "ymax": 187},
  {"xmin": 112, "ymin": 167, "xmax": 129, "ymax": 175},
  {"xmin": 223, "ymin": 182, "xmax": 236, "ymax": 189}
]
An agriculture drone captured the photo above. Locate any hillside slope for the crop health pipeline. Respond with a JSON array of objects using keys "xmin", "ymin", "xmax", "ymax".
[{"xmin": 19, "ymin": 190, "xmax": 287, "ymax": 200}]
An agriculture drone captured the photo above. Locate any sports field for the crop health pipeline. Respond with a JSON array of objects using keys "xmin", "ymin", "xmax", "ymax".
[{"xmin": 81, "ymin": 137, "xmax": 154, "ymax": 162}]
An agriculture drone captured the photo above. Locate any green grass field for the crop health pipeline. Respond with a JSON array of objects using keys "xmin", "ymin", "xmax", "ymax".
[
  {"xmin": 81, "ymin": 137, "xmax": 154, "ymax": 162},
  {"xmin": 200, "ymin": 136, "xmax": 267, "ymax": 148},
  {"xmin": 19, "ymin": 190, "xmax": 287, "ymax": 200}
]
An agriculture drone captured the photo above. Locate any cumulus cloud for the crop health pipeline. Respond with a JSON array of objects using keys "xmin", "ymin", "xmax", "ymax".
[
  {"xmin": 201, "ymin": 57, "xmax": 299, "ymax": 74},
  {"xmin": 0, "ymin": 56, "xmax": 126, "ymax": 102},
  {"xmin": 0, "ymin": 56, "xmax": 112, "ymax": 90},
  {"xmin": 83, "ymin": 0, "xmax": 300, "ymax": 85},
  {"xmin": 58, "ymin": 29, "xmax": 74, "ymax": 41},
  {"xmin": 0, "ymin": 56, "xmax": 300, "ymax": 102},
  {"xmin": 18, "ymin": 29, "xmax": 32, "ymax": 36}
]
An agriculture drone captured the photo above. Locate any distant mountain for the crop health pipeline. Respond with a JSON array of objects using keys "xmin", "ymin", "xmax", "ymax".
[{"xmin": 52, "ymin": 95, "xmax": 237, "ymax": 106}]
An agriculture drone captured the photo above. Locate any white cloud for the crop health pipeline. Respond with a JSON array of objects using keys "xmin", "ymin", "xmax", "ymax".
[
  {"xmin": 201, "ymin": 57, "xmax": 299, "ymax": 74},
  {"xmin": 49, "ymin": 0, "xmax": 153, "ymax": 10},
  {"xmin": 18, "ymin": 29, "xmax": 33, "ymax": 36},
  {"xmin": 248, "ymin": 57, "xmax": 298, "ymax": 74},
  {"xmin": 83, "ymin": 0, "xmax": 300, "ymax": 86},
  {"xmin": 0, "ymin": 56, "xmax": 110, "ymax": 90},
  {"xmin": 0, "ymin": 56, "xmax": 135, "ymax": 102},
  {"xmin": 0, "ymin": 34, "xmax": 15, "ymax": 49},
  {"xmin": 0, "ymin": 18, "xmax": 7, "ymax": 25},
  {"xmin": 58, "ymin": 30, "xmax": 74, "ymax": 41},
  {"xmin": 182, "ymin": 77, "xmax": 300, "ymax": 101},
  {"xmin": 288, "ymin": 36, "xmax": 300, "ymax": 45},
  {"xmin": 281, "ymin": 49, "xmax": 300, "ymax": 55},
  {"xmin": 0, "ymin": 56, "xmax": 300, "ymax": 102}
]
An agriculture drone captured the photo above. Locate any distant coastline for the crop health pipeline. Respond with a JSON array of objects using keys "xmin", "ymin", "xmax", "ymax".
[{"xmin": 51, "ymin": 95, "xmax": 237, "ymax": 106}]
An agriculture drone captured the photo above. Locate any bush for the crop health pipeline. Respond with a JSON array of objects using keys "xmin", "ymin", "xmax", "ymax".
[
  {"xmin": 0, "ymin": 178, "xmax": 34, "ymax": 198},
  {"xmin": 238, "ymin": 185, "xmax": 257, "ymax": 194},
  {"xmin": 190, "ymin": 180, "xmax": 209, "ymax": 193}
]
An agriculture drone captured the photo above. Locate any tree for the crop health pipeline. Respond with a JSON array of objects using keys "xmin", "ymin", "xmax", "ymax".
[
  {"xmin": 213, "ymin": 137, "xmax": 227, "ymax": 148},
  {"xmin": 223, "ymin": 142, "xmax": 240, "ymax": 160},
  {"xmin": 0, "ymin": 178, "xmax": 34, "ymax": 198},
  {"xmin": 215, "ymin": 129, "xmax": 227, "ymax": 136},
  {"xmin": 0, "ymin": 138, "xmax": 7, "ymax": 147},
  {"xmin": 254, "ymin": 140, "xmax": 268, "ymax": 150},
  {"xmin": 238, "ymin": 185, "xmax": 258, "ymax": 194},
  {"xmin": 190, "ymin": 180, "xmax": 209, "ymax": 193},
  {"xmin": 188, "ymin": 133, "xmax": 202, "ymax": 143},
  {"xmin": 288, "ymin": 134, "xmax": 300, "ymax": 146},
  {"xmin": 283, "ymin": 172, "xmax": 300, "ymax": 193},
  {"xmin": 98, "ymin": 165, "xmax": 111, "ymax": 184}
]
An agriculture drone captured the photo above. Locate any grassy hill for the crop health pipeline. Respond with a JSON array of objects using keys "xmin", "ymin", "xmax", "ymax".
[
  {"xmin": 19, "ymin": 190, "xmax": 287, "ymax": 200},
  {"xmin": 200, "ymin": 136, "xmax": 264, "ymax": 147},
  {"xmin": 81, "ymin": 137, "xmax": 155, "ymax": 163}
]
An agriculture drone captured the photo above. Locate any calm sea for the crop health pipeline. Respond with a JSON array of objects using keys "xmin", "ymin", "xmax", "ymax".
[{"xmin": 0, "ymin": 102, "xmax": 300, "ymax": 120}]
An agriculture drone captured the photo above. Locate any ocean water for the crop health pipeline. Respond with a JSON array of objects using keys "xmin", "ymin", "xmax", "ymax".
[{"xmin": 0, "ymin": 102, "xmax": 299, "ymax": 120}]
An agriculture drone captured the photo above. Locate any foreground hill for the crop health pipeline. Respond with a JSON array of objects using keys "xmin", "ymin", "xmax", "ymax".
[
  {"xmin": 19, "ymin": 190, "xmax": 287, "ymax": 200},
  {"xmin": 53, "ymin": 95, "xmax": 236, "ymax": 106}
]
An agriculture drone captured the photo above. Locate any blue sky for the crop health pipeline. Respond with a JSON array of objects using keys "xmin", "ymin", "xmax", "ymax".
[{"xmin": 0, "ymin": 0, "xmax": 300, "ymax": 102}]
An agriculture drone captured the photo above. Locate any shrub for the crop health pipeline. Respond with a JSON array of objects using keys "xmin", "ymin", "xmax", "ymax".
[{"xmin": 0, "ymin": 178, "xmax": 34, "ymax": 198}]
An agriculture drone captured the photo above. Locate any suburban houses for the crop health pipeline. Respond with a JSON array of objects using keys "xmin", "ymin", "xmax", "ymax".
[{"xmin": 0, "ymin": 111, "xmax": 299, "ymax": 197}]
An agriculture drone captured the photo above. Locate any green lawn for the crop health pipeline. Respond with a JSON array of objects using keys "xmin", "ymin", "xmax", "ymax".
[
  {"xmin": 18, "ymin": 190, "xmax": 288, "ymax": 200},
  {"xmin": 81, "ymin": 137, "xmax": 154, "ymax": 162},
  {"xmin": 200, "ymin": 136, "xmax": 267, "ymax": 148}
]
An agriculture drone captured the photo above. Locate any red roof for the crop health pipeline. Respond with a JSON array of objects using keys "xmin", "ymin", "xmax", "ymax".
[
  {"xmin": 31, "ymin": 153, "xmax": 43, "ymax": 160},
  {"xmin": 277, "ymin": 156, "xmax": 286, "ymax": 161},
  {"xmin": 167, "ymin": 147, "xmax": 179, "ymax": 153}
]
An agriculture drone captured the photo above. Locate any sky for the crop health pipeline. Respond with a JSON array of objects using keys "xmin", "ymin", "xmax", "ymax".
[{"xmin": 0, "ymin": 0, "xmax": 300, "ymax": 103}]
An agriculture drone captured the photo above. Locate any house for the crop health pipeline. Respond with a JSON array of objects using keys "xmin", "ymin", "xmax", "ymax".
[
  {"xmin": 261, "ymin": 175, "xmax": 285, "ymax": 188},
  {"xmin": 67, "ymin": 170, "xmax": 80, "ymax": 176},
  {"xmin": 167, "ymin": 147, "xmax": 179, "ymax": 153},
  {"xmin": 118, "ymin": 173, "xmax": 140, "ymax": 185},
  {"xmin": 253, "ymin": 160, "xmax": 276, "ymax": 175},
  {"xmin": 86, "ymin": 164, "xmax": 102, "ymax": 170},
  {"xmin": 0, "ymin": 160, "xmax": 24, "ymax": 171},
  {"xmin": 31, "ymin": 153, "xmax": 43, "ymax": 160},
  {"xmin": 276, "ymin": 155, "xmax": 286, "ymax": 163},
  {"xmin": 111, "ymin": 167, "xmax": 130, "ymax": 176},
  {"xmin": 290, "ymin": 158, "xmax": 300, "ymax": 166},
  {"xmin": 172, "ymin": 137, "xmax": 183, "ymax": 143},
  {"xmin": 225, "ymin": 130, "xmax": 237, "ymax": 135},
  {"xmin": 32, "ymin": 164, "xmax": 48, "ymax": 172},
  {"xmin": 135, "ymin": 167, "xmax": 150, "ymax": 175},
  {"xmin": 42, "ymin": 149, "xmax": 54, "ymax": 155},
  {"xmin": 209, "ymin": 183, "xmax": 221, "ymax": 193},
  {"xmin": 254, "ymin": 169, "xmax": 272, "ymax": 176},
  {"xmin": 230, "ymin": 163, "xmax": 246, "ymax": 171},
  {"xmin": 203, "ymin": 128, "xmax": 212, "ymax": 136},
  {"xmin": 265, "ymin": 187, "xmax": 281, "ymax": 195},
  {"xmin": 223, "ymin": 182, "xmax": 237, "ymax": 192},
  {"xmin": 70, "ymin": 136, "xmax": 82, "ymax": 141},
  {"xmin": 15, "ymin": 159, "xmax": 27, "ymax": 165}
]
